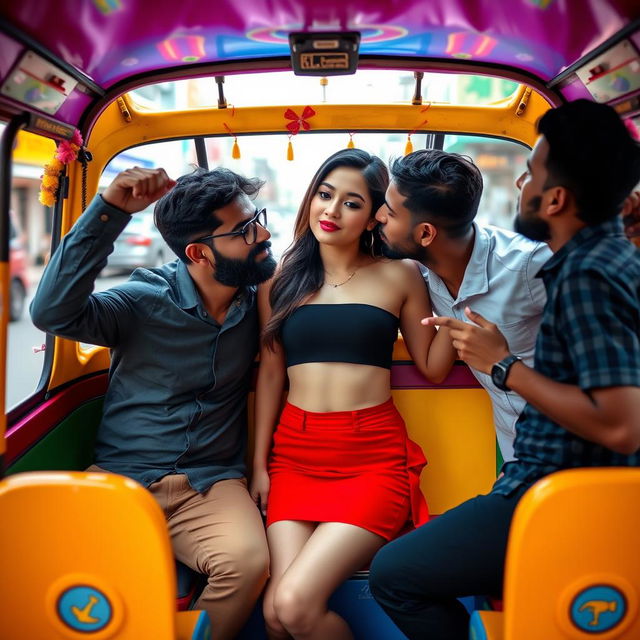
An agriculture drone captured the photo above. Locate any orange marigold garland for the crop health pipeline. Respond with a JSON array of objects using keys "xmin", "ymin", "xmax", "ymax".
[{"xmin": 39, "ymin": 129, "xmax": 84, "ymax": 206}]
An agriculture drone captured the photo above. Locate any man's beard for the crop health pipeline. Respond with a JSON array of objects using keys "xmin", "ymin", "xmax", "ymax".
[
  {"xmin": 379, "ymin": 230, "xmax": 430, "ymax": 263},
  {"xmin": 212, "ymin": 241, "xmax": 277, "ymax": 287},
  {"xmin": 514, "ymin": 195, "xmax": 551, "ymax": 242}
]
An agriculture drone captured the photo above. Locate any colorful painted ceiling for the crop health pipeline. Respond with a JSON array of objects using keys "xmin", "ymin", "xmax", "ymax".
[{"xmin": 0, "ymin": 0, "xmax": 638, "ymax": 125}]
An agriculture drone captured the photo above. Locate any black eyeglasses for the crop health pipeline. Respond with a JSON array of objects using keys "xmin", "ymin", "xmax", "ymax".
[{"xmin": 195, "ymin": 208, "xmax": 267, "ymax": 246}]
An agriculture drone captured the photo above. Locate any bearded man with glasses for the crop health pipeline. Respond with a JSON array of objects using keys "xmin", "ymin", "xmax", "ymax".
[
  {"xmin": 31, "ymin": 165, "xmax": 277, "ymax": 639},
  {"xmin": 193, "ymin": 207, "xmax": 272, "ymax": 288}
]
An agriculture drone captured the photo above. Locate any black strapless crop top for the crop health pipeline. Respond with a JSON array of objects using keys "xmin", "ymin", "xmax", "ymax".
[{"xmin": 281, "ymin": 303, "xmax": 399, "ymax": 369}]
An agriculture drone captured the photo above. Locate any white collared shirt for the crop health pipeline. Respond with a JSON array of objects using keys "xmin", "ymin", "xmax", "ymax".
[{"xmin": 422, "ymin": 223, "xmax": 552, "ymax": 462}]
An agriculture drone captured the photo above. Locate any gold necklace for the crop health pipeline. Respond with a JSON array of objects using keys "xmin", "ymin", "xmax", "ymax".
[{"xmin": 324, "ymin": 268, "xmax": 358, "ymax": 288}]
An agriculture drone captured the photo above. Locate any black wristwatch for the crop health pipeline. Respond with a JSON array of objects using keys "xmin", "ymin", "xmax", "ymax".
[{"xmin": 491, "ymin": 354, "xmax": 521, "ymax": 391}]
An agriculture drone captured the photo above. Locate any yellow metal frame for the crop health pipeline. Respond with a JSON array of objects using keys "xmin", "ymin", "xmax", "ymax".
[
  {"xmin": 48, "ymin": 84, "xmax": 550, "ymax": 389},
  {"xmin": 0, "ymin": 261, "xmax": 8, "ymax": 455}
]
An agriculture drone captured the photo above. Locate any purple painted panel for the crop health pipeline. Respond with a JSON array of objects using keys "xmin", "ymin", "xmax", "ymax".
[
  {"xmin": 391, "ymin": 363, "xmax": 479, "ymax": 389},
  {"xmin": 0, "ymin": 32, "xmax": 24, "ymax": 81},
  {"xmin": 0, "ymin": 0, "xmax": 636, "ymax": 91},
  {"xmin": 558, "ymin": 76, "xmax": 597, "ymax": 102},
  {"xmin": 55, "ymin": 92, "xmax": 96, "ymax": 127}
]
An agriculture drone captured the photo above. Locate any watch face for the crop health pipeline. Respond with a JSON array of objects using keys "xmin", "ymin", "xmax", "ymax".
[
  {"xmin": 491, "ymin": 362, "xmax": 508, "ymax": 389},
  {"xmin": 491, "ymin": 355, "xmax": 518, "ymax": 391},
  {"xmin": 491, "ymin": 364, "xmax": 505, "ymax": 387}
]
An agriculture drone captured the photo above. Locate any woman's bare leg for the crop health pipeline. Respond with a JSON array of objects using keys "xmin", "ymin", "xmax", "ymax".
[
  {"xmin": 264, "ymin": 521, "xmax": 316, "ymax": 640},
  {"xmin": 272, "ymin": 522, "xmax": 386, "ymax": 640}
]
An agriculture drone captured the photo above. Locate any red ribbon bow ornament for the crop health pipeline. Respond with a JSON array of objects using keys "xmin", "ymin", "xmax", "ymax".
[{"xmin": 284, "ymin": 106, "xmax": 316, "ymax": 135}]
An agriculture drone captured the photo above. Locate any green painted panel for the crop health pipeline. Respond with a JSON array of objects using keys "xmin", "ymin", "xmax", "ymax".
[{"xmin": 7, "ymin": 398, "xmax": 104, "ymax": 475}]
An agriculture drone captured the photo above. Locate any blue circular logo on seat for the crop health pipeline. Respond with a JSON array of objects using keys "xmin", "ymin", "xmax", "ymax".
[
  {"xmin": 570, "ymin": 585, "xmax": 626, "ymax": 633},
  {"xmin": 57, "ymin": 585, "xmax": 112, "ymax": 632}
]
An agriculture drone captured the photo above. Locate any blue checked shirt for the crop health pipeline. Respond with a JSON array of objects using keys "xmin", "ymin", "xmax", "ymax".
[
  {"xmin": 31, "ymin": 196, "xmax": 259, "ymax": 492},
  {"xmin": 493, "ymin": 216, "xmax": 640, "ymax": 495}
]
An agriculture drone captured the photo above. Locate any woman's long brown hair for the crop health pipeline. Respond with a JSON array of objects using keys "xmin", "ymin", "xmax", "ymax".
[{"xmin": 262, "ymin": 148, "xmax": 389, "ymax": 348}]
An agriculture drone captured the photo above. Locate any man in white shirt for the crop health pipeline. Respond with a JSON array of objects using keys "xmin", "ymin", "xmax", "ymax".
[{"xmin": 375, "ymin": 149, "xmax": 551, "ymax": 461}]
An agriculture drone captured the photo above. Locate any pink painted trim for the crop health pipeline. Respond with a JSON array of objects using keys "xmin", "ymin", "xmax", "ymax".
[
  {"xmin": 391, "ymin": 362, "xmax": 479, "ymax": 389},
  {"xmin": 5, "ymin": 374, "xmax": 109, "ymax": 466},
  {"xmin": 252, "ymin": 362, "xmax": 479, "ymax": 390}
]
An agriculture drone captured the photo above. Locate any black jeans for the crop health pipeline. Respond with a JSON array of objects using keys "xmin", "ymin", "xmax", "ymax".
[{"xmin": 369, "ymin": 488, "xmax": 527, "ymax": 640}]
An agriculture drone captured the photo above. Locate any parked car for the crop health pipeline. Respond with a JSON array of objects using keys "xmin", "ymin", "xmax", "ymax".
[
  {"xmin": 104, "ymin": 207, "xmax": 175, "ymax": 274},
  {"xmin": 9, "ymin": 212, "xmax": 28, "ymax": 322}
]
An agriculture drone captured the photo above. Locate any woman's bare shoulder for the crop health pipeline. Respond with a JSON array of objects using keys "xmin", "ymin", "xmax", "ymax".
[{"xmin": 372, "ymin": 258, "xmax": 423, "ymax": 282}]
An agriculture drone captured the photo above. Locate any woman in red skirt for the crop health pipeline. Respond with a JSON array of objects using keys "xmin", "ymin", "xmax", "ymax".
[{"xmin": 252, "ymin": 149, "xmax": 455, "ymax": 640}]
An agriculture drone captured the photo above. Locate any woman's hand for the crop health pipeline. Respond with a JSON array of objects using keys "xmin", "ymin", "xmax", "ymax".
[{"xmin": 250, "ymin": 467, "xmax": 271, "ymax": 516}]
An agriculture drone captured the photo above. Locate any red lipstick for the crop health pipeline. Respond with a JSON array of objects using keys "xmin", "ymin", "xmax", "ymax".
[{"xmin": 319, "ymin": 220, "xmax": 340, "ymax": 232}]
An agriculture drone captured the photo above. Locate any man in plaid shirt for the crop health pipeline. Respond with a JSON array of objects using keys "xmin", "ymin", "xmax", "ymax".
[{"xmin": 370, "ymin": 100, "xmax": 640, "ymax": 640}]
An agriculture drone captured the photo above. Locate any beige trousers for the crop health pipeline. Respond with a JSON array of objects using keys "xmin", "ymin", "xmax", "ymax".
[{"xmin": 88, "ymin": 467, "xmax": 269, "ymax": 640}]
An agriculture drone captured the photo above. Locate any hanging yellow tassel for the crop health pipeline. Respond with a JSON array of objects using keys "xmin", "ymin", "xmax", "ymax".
[
  {"xmin": 287, "ymin": 138, "xmax": 294, "ymax": 161},
  {"xmin": 232, "ymin": 137, "xmax": 241, "ymax": 159},
  {"xmin": 347, "ymin": 133, "xmax": 355, "ymax": 149},
  {"xmin": 404, "ymin": 135, "xmax": 414, "ymax": 156}
]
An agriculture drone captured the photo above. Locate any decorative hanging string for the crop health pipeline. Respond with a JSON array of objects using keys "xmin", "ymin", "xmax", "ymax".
[
  {"xmin": 221, "ymin": 104, "xmax": 240, "ymax": 158},
  {"xmin": 39, "ymin": 129, "xmax": 84, "ymax": 207},
  {"xmin": 284, "ymin": 106, "xmax": 316, "ymax": 161},
  {"xmin": 347, "ymin": 132, "xmax": 355, "ymax": 149},
  {"xmin": 405, "ymin": 104, "xmax": 431, "ymax": 156},
  {"xmin": 405, "ymin": 123, "xmax": 429, "ymax": 155},
  {"xmin": 222, "ymin": 121, "xmax": 240, "ymax": 159}
]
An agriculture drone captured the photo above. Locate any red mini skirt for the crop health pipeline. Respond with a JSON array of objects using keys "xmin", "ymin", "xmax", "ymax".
[{"xmin": 266, "ymin": 398, "xmax": 429, "ymax": 541}]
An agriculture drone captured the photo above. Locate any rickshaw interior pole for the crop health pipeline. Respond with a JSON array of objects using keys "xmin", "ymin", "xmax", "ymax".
[
  {"xmin": 215, "ymin": 76, "xmax": 227, "ymax": 109},
  {"xmin": 194, "ymin": 137, "xmax": 209, "ymax": 170},
  {"xmin": 412, "ymin": 71, "xmax": 424, "ymax": 106}
]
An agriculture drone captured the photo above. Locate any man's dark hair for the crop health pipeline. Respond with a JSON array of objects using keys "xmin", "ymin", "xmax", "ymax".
[
  {"xmin": 389, "ymin": 150, "xmax": 483, "ymax": 238},
  {"xmin": 537, "ymin": 100, "xmax": 640, "ymax": 225},
  {"xmin": 154, "ymin": 167, "xmax": 264, "ymax": 262}
]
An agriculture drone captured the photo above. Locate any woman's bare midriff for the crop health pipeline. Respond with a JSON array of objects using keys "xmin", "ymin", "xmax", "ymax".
[{"xmin": 286, "ymin": 361, "xmax": 391, "ymax": 412}]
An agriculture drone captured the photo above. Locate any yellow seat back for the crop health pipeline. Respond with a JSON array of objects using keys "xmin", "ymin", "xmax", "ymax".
[
  {"xmin": 502, "ymin": 468, "xmax": 640, "ymax": 639},
  {"xmin": 0, "ymin": 471, "xmax": 179, "ymax": 640}
]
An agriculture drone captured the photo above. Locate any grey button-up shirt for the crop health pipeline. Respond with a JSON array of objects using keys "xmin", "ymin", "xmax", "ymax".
[
  {"xmin": 30, "ymin": 195, "xmax": 259, "ymax": 492},
  {"xmin": 422, "ymin": 223, "xmax": 551, "ymax": 461}
]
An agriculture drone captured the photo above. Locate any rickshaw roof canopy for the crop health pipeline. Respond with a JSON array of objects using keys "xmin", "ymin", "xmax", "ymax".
[{"xmin": 0, "ymin": 0, "xmax": 638, "ymax": 126}]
